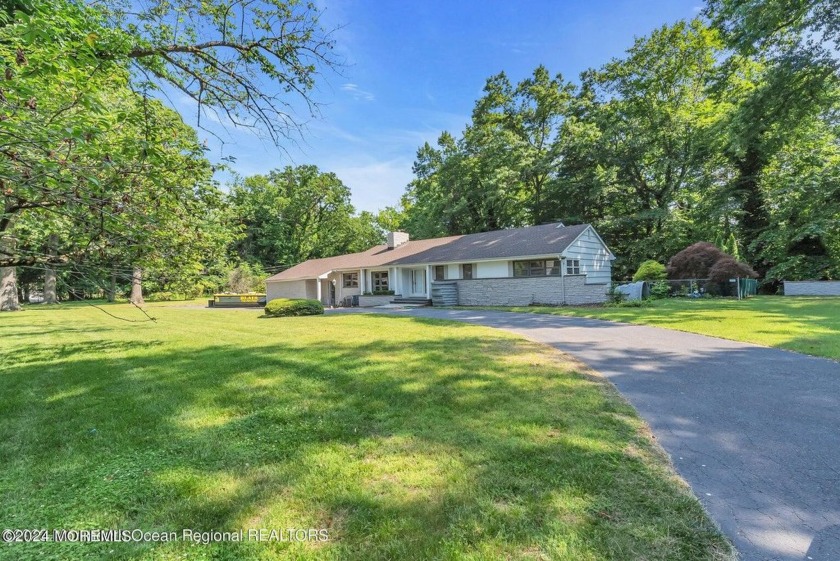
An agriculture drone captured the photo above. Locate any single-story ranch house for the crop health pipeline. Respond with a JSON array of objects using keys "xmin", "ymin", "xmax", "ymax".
[{"xmin": 265, "ymin": 222, "xmax": 615, "ymax": 307}]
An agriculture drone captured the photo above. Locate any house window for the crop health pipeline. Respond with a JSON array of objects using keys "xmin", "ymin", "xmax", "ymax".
[
  {"xmin": 461, "ymin": 264, "xmax": 474, "ymax": 280},
  {"xmin": 434, "ymin": 265, "xmax": 446, "ymax": 281},
  {"xmin": 371, "ymin": 271, "xmax": 389, "ymax": 291},
  {"xmin": 513, "ymin": 259, "xmax": 561, "ymax": 277},
  {"xmin": 566, "ymin": 259, "xmax": 581, "ymax": 275},
  {"xmin": 342, "ymin": 272, "xmax": 359, "ymax": 288}
]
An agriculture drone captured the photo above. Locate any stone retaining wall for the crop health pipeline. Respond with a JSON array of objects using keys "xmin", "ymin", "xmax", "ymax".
[
  {"xmin": 358, "ymin": 294, "xmax": 397, "ymax": 307},
  {"xmin": 454, "ymin": 275, "xmax": 608, "ymax": 306},
  {"xmin": 783, "ymin": 281, "xmax": 840, "ymax": 296}
]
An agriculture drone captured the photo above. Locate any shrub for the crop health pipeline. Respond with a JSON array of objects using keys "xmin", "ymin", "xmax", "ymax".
[
  {"xmin": 264, "ymin": 298, "xmax": 324, "ymax": 317},
  {"xmin": 667, "ymin": 242, "xmax": 758, "ymax": 286},
  {"xmin": 146, "ymin": 291, "xmax": 187, "ymax": 302},
  {"xmin": 667, "ymin": 242, "xmax": 728, "ymax": 279},
  {"xmin": 363, "ymin": 290, "xmax": 395, "ymax": 296},
  {"xmin": 649, "ymin": 280, "xmax": 670, "ymax": 299},
  {"xmin": 708, "ymin": 257, "xmax": 758, "ymax": 283},
  {"xmin": 607, "ymin": 285, "xmax": 625, "ymax": 304},
  {"xmin": 227, "ymin": 263, "xmax": 267, "ymax": 293},
  {"xmin": 633, "ymin": 260, "xmax": 667, "ymax": 282}
]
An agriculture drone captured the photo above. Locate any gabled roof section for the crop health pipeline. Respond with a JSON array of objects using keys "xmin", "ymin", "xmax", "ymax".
[
  {"xmin": 265, "ymin": 235, "xmax": 459, "ymax": 282},
  {"xmin": 265, "ymin": 223, "xmax": 594, "ymax": 282},
  {"xmin": 386, "ymin": 223, "xmax": 590, "ymax": 265}
]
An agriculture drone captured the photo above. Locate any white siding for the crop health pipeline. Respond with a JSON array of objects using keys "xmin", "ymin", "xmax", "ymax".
[
  {"xmin": 266, "ymin": 280, "xmax": 311, "ymax": 302},
  {"xmin": 563, "ymin": 227, "xmax": 613, "ymax": 285},
  {"xmin": 476, "ymin": 260, "xmax": 510, "ymax": 278},
  {"xmin": 446, "ymin": 264, "xmax": 460, "ymax": 279}
]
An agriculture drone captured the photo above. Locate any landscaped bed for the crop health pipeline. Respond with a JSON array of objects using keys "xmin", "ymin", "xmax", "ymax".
[
  {"xmin": 475, "ymin": 296, "xmax": 840, "ymax": 360},
  {"xmin": 0, "ymin": 303, "xmax": 731, "ymax": 560}
]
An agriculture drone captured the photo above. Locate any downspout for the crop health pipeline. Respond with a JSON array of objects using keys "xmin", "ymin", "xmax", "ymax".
[{"xmin": 560, "ymin": 255, "xmax": 566, "ymax": 305}]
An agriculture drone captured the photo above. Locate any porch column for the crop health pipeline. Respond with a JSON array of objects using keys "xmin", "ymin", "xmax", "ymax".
[
  {"xmin": 360, "ymin": 269, "xmax": 366, "ymax": 293},
  {"xmin": 316, "ymin": 278, "xmax": 322, "ymax": 303},
  {"xmin": 426, "ymin": 265, "xmax": 433, "ymax": 298}
]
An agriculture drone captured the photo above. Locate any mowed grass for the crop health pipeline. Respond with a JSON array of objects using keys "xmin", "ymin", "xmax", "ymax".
[
  {"xmin": 0, "ymin": 303, "xmax": 731, "ymax": 560},
  {"xmin": 483, "ymin": 296, "xmax": 840, "ymax": 360}
]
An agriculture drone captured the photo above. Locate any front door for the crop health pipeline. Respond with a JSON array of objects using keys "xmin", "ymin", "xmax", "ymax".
[{"xmin": 409, "ymin": 269, "xmax": 426, "ymax": 297}]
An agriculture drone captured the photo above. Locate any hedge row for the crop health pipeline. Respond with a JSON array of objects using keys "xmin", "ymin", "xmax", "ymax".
[{"xmin": 264, "ymin": 298, "xmax": 324, "ymax": 317}]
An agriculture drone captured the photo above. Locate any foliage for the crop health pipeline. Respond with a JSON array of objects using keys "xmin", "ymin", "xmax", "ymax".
[
  {"xmin": 363, "ymin": 290, "xmax": 394, "ymax": 296},
  {"xmin": 649, "ymin": 280, "xmax": 671, "ymax": 299},
  {"xmin": 706, "ymin": 0, "xmax": 840, "ymax": 65},
  {"xmin": 402, "ymin": 67, "xmax": 575, "ymax": 237},
  {"xmin": 400, "ymin": 16, "xmax": 840, "ymax": 282},
  {"xmin": 0, "ymin": 305, "xmax": 733, "ymax": 558},
  {"xmin": 145, "ymin": 291, "xmax": 188, "ymax": 302},
  {"xmin": 633, "ymin": 260, "xmax": 667, "ymax": 282},
  {"xmin": 229, "ymin": 166, "xmax": 370, "ymax": 268},
  {"xmin": 667, "ymin": 242, "xmax": 756, "ymax": 284},
  {"xmin": 264, "ymin": 297, "xmax": 323, "ymax": 317},
  {"xmin": 708, "ymin": 257, "xmax": 758, "ymax": 283},
  {"xmin": 227, "ymin": 263, "xmax": 266, "ymax": 294},
  {"xmin": 102, "ymin": 0, "xmax": 339, "ymax": 144},
  {"xmin": 667, "ymin": 242, "xmax": 730, "ymax": 279},
  {"xmin": 1, "ymin": 0, "xmax": 338, "ymax": 309}
]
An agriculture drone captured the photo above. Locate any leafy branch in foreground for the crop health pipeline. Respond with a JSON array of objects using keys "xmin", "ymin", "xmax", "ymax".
[{"xmin": 100, "ymin": 0, "xmax": 341, "ymax": 145}]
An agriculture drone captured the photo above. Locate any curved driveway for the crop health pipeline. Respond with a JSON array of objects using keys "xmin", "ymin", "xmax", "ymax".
[{"xmin": 336, "ymin": 307, "xmax": 840, "ymax": 561}]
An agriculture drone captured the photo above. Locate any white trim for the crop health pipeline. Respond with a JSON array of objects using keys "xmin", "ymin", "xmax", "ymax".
[{"xmin": 563, "ymin": 225, "xmax": 616, "ymax": 261}]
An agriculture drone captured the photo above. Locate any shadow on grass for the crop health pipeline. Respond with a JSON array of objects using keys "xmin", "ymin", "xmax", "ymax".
[{"xmin": 0, "ymin": 316, "xmax": 729, "ymax": 560}]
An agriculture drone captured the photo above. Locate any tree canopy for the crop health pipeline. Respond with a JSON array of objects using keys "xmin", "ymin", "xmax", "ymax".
[{"xmin": 400, "ymin": 14, "xmax": 840, "ymax": 284}]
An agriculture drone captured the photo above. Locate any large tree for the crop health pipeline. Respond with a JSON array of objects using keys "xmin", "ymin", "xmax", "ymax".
[
  {"xmin": 402, "ymin": 68, "xmax": 575, "ymax": 237},
  {"xmin": 558, "ymin": 20, "xmax": 727, "ymax": 274},
  {"xmin": 706, "ymin": 0, "xmax": 840, "ymax": 274},
  {"xmin": 229, "ymin": 165, "xmax": 366, "ymax": 267},
  {"xmin": 1, "ymin": 0, "xmax": 337, "ymax": 308}
]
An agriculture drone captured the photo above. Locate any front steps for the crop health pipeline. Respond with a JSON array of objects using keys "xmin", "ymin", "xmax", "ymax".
[{"xmin": 390, "ymin": 297, "xmax": 432, "ymax": 306}]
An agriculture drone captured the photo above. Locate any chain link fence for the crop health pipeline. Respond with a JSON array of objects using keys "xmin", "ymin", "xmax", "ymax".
[{"xmin": 612, "ymin": 278, "xmax": 758, "ymax": 299}]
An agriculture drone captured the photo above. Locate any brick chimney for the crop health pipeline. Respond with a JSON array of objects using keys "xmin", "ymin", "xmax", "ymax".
[{"xmin": 387, "ymin": 231, "xmax": 409, "ymax": 249}]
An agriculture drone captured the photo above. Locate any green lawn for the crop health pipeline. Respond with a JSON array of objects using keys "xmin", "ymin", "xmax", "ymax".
[
  {"xmin": 0, "ymin": 303, "xmax": 731, "ymax": 560},
  {"xmin": 481, "ymin": 296, "xmax": 840, "ymax": 360}
]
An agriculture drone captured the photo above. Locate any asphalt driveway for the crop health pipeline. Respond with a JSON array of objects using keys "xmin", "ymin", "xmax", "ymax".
[{"xmin": 334, "ymin": 307, "xmax": 840, "ymax": 561}]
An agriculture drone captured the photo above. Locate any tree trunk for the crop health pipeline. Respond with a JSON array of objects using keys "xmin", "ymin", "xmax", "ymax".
[
  {"xmin": 43, "ymin": 234, "xmax": 58, "ymax": 304},
  {"xmin": 130, "ymin": 267, "xmax": 144, "ymax": 305},
  {"xmin": 107, "ymin": 268, "xmax": 117, "ymax": 302},
  {"xmin": 0, "ymin": 236, "xmax": 20, "ymax": 311},
  {"xmin": 735, "ymin": 147, "xmax": 771, "ymax": 277}
]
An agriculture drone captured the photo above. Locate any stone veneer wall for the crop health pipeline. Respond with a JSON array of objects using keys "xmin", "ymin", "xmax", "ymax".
[
  {"xmin": 783, "ymin": 281, "xmax": 840, "ymax": 296},
  {"xmin": 358, "ymin": 295, "xmax": 396, "ymax": 307},
  {"xmin": 454, "ymin": 275, "xmax": 608, "ymax": 306}
]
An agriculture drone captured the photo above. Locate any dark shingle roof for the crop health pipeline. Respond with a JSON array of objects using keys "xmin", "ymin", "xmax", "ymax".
[
  {"xmin": 266, "ymin": 223, "xmax": 593, "ymax": 282},
  {"xmin": 386, "ymin": 223, "xmax": 590, "ymax": 265}
]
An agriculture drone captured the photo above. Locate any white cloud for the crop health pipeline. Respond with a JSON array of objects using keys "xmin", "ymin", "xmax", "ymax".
[{"xmin": 340, "ymin": 83, "xmax": 376, "ymax": 102}]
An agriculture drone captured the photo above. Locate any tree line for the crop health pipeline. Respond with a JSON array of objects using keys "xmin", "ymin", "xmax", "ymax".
[{"xmin": 395, "ymin": 6, "xmax": 840, "ymax": 284}]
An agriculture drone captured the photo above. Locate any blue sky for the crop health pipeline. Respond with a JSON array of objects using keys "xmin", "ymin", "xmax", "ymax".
[{"xmin": 172, "ymin": 0, "xmax": 705, "ymax": 213}]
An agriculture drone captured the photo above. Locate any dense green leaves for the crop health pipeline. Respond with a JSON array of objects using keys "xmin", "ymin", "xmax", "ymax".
[
  {"xmin": 1, "ymin": 0, "xmax": 338, "ymax": 306},
  {"xmin": 402, "ymin": 15, "xmax": 840, "ymax": 284},
  {"xmin": 228, "ymin": 165, "xmax": 385, "ymax": 268}
]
